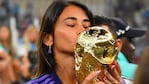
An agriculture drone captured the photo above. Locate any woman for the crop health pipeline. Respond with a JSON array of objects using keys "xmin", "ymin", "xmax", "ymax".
[
  {"xmin": 0, "ymin": 24, "xmax": 20, "ymax": 84},
  {"xmin": 27, "ymin": 0, "xmax": 123, "ymax": 84},
  {"xmin": 23, "ymin": 25, "xmax": 38, "ymax": 53},
  {"xmin": 0, "ymin": 25, "xmax": 16, "ymax": 58},
  {"xmin": 17, "ymin": 25, "xmax": 39, "ymax": 81}
]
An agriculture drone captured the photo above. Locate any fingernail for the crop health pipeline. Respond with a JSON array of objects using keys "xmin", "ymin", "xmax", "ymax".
[
  {"xmin": 96, "ymin": 70, "xmax": 101, "ymax": 74},
  {"xmin": 114, "ymin": 67, "xmax": 117, "ymax": 73},
  {"xmin": 103, "ymin": 77, "xmax": 107, "ymax": 80},
  {"xmin": 104, "ymin": 71, "xmax": 107, "ymax": 75},
  {"xmin": 111, "ymin": 65, "xmax": 116, "ymax": 69}
]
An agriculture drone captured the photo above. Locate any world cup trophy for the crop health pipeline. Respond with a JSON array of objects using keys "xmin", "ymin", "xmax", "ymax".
[{"xmin": 75, "ymin": 26, "xmax": 119, "ymax": 83}]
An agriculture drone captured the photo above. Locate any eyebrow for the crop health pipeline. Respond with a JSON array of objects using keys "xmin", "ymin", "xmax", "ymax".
[
  {"xmin": 63, "ymin": 17, "xmax": 77, "ymax": 21},
  {"xmin": 63, "ymin": 17, "xmax": 90, "ymax": 22}
]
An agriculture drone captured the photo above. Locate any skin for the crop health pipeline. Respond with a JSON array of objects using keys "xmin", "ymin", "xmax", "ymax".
[
  {"xmin": 0, "ymin": 51, "xmax": 11, "ymax": 72},
  {"xmin": 0, "ymin": 26, "xmax": 21, "ymax": 83},
  {"xmin": 25, "ymin": 26, "xmax": 38, "ymax": 43},
  {"xmin": 0, "ymin": 26, "xmax": 10, "ymax": 47},
  {"xmin": 120, "ymin": 37, "xmax": 135, "ymax": 63},
  {"xmin": 0, "ymin": 51, "xmax": 17, "ymax": 83},
  {"xmin": 44, "ymin": 5, "xmax": 122, "ymax": 84}
]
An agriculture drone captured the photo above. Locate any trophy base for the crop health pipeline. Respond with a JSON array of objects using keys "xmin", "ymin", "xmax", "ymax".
[{"xmin": 76, "ymin": 53, "xmax": 109, "ymax": 84}]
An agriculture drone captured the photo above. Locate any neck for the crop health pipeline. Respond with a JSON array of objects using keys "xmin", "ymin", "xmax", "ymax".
[{"xmin": 54, "ymin": 52, "xmax": 77, "ymax": 84}]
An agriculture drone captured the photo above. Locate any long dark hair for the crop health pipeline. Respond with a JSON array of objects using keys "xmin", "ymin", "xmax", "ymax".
[{"xmin": 36, "ymin": 0, "xmax": 93, "ymax": 76}]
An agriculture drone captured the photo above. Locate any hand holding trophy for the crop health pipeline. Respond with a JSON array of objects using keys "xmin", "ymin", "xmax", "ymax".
[{"xmin": 75, "ymin": 26, "xmax": 119, "ymax": 84}]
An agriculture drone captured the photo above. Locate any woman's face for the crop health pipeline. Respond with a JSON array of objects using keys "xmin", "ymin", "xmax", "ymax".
[
  {"xmin": 53, "ymin": 5, "xmax": 91, "ymax": 55},
  {"xmin": 0, "ymin": 26, "xmax": 10, "ymax": 41},
  {"xmin": 28, "ymin": 28, "xmax": 38, "ymax": 43}
]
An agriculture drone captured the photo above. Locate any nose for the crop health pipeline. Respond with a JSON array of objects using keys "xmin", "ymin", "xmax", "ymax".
[{"xmin": 76, "ymin": 26, "xmax": 85, "ymax": 35}]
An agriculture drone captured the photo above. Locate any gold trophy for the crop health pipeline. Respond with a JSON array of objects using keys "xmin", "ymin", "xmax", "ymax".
[{"xmin": 75, "ymin": 26, "xmax": 119, "ymax": 83}]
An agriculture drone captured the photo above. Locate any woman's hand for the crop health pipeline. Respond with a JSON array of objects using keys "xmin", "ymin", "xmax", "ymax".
[
  {"xmin": 82, "ymin": 70, "xmax": 105, "ymax": 84},
  {"xmin": 103, "ymin": 60, "xmax": 122, "ymax": 84},
  {"xmin": 82, "ymin": 60, "xmax": 123, "ymax": 84}
]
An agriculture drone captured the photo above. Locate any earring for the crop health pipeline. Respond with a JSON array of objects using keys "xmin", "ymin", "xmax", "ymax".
[{"xmin": 48, "ymin": 46, "xmax": 52, "ymax": 54}]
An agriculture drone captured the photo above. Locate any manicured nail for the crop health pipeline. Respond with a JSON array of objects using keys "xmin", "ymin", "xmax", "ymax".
[
  {"xmin": 103, "ymin": 77, "xmax": 107, "ymax": 81},
  {"xmin": 111, "ymin": 65, "xmax": 116, "ymax": 69},
  {"xmin": 104, "ymin": 71, "xmax": 108, "ymax": 75},
  {"xmin": 96, "ymin": 70, "xmax": 101, "ymax": 74}
]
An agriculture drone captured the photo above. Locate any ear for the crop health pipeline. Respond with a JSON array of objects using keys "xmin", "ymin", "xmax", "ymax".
[
  {"xmin": 43, "ymin": 34, "xmax": 53, "ymax": 46},
  {"xmin": 116, "ymin": 39, "xmax": 123, "ymax": 51}
]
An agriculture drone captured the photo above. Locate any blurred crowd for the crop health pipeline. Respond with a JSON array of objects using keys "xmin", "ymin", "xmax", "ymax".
[
  {"xmin": 0, "ymin": 0, "xmax": 39, "ymax": 84},
  {"xmin": 0, "ymin": 24, "xmax": 38, "ymax": 84},
  {"xmin": 0, "ymin": 0, "xmax": 149, "ymax": 84}
]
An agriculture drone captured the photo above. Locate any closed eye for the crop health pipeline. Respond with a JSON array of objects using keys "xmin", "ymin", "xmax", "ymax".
[
  {"xmin": 83, "ymin": 22, "xmax": 90, "ymax": 29},
  {"xmin": 67, "ymin": 24, "xmax": 75, "ymax": 27},
  {"xmin": 82, "ymin": 19, "xmax": 91, "ymax": 29},
  {"xmin": 63, "ymin": 17, "xmax": 76, "ymax": 28}
]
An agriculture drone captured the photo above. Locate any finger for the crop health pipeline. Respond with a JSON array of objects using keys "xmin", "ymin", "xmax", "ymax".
[
  {"xmin": 110, "ymin": 61, "xmax": 121, "ymax": 75},
  {"xmin": 105, "ymin": 71, "xmax": 118, "ymax": 83},
  {"xmin": 115, "ymin": 62, "xmax": 121, "ymax": 75},
  {"xmin": 109, "ymin": 65, "xmax": 120, "ymax": 78},
  {"xmin": 103, "ymin": 77, "xmax": 112, "ymax": 84},
  {"xmin": 110, "ymin": 65, "xmax": 121, "ymax": 81},
  {"xmin": 82, "ymin": 70, "xmax": 101, "ymax": 84},
  {"xmin": 113, "ymin": 67, "xmax": 122, "ymax": 83},
  {"xmin": 97, "ymin": 82, "xmax": 105, "ymax": 84},
  {"xmin": 108, "ymin": 64, "xmax": 123, "ymax": 84},
  {"xmin": 109, "ymin": 65, "xmax": 117, "ymax": 78}
]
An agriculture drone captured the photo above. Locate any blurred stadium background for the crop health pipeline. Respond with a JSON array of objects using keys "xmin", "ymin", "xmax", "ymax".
[
  {"xmin": 0, "ymin": 0, "xmax": 149, "ymax": 69},
  {"xmin": 0, "ymin": 0, "xmax": 149, "ymax": 83}
]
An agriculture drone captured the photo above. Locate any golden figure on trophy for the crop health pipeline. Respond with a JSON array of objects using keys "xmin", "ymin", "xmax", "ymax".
[{"xmin": 75, "ymin": 26, "xmax": 119, "ymax": 83}]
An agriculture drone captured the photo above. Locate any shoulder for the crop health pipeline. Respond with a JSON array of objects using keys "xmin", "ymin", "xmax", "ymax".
[
  {"xmin": 25, "ymin": 72, "xmax": 62, "ymax": 84},
  {"xmin": 25, "ymin": 74, "xmax": 53, "ymax": 84}
]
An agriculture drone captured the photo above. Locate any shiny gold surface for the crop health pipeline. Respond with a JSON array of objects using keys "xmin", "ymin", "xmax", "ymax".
[{"xmin": 75, "ymin": 26, "xmax": 119, "ymax": 83}]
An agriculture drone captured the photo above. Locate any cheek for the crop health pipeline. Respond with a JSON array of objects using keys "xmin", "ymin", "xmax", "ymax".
[
  {"xmin": 29, "ymin": 34, "xmax": 37, "ymax": 41},
  {"xmin": 0, "ymin": 32, "xmax": 9, "ymax": 40},
  {"xmin": 55, "ymin": 31, "xmax": 77, "ymax": 46},
  {"xmin": 54, "ymin": 31, "xmax": 77, "ymax": 49}
]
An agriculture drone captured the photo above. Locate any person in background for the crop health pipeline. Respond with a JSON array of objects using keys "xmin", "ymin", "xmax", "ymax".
[
  {"xmin": 0, "ymin": 24, "xmax": 16, "ymax": 59},
  {"xmin": 0, "ymin": 24, "xmax": 21, "ymax": 84},
  {"xmin": 110, "ymin": 17, "xmax": 145, "ymax": 81},
  {"xmin": 23, "ymin": 25, "xmax": 38, "ymax": 53},
  {"xmin": 134, "ymin": 47, "xmax": 149, "ymax": 84},
  {"xmin": 94, "ymin": 15, "xmax": 145, "ymax": 83},
  {"xmin": 27, "ymin": 0, "xmax": 124, "ymax": 84},
  {"xmin": 0, "ymin": 49, "xmax": 15, "ymax": 84},
  {"xmin": 17, "ymin": 25, "xmax": 38, "ymax": 82}
]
